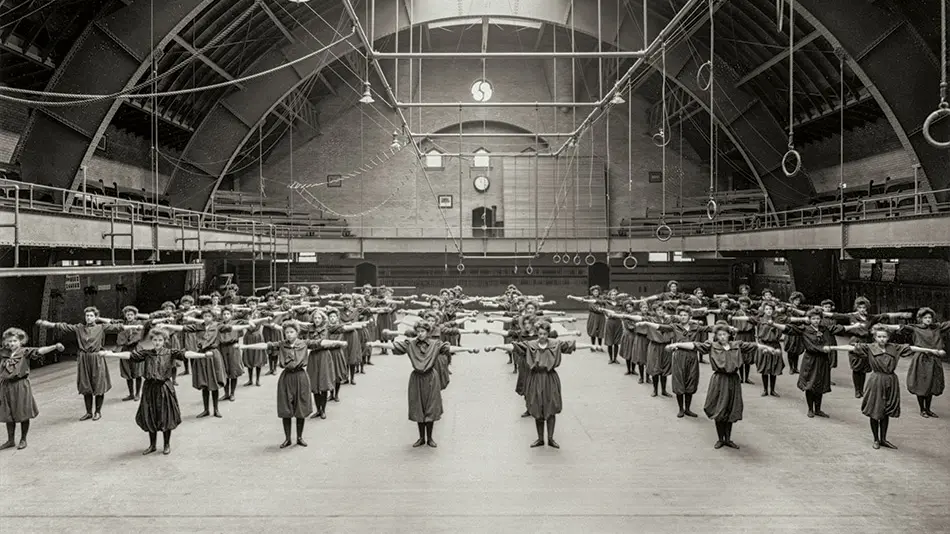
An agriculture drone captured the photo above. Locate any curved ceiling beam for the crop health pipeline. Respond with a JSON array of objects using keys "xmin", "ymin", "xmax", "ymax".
[
  {"xmin": 795, "ymin": 0, "xmax": 948, "ymax": 197},
  {"xmin": 166, "ymin": 0, "xmax": 811, "ymax": 212},
  {"xmin": 13, "ymin": 0, "xmax": 217, "ymax": 191}
]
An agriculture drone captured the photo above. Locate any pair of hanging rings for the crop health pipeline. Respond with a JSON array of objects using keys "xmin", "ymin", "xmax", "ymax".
[
  {"xmin": 697, "ymin": 61, "xmax": 713, "ymax": 91},
  {"xmin": 655, "ymin": 223, "xmax": 673, "ymax": 242},
  {"xmin": 923, "ymin": 101, "xmax": 950, "ymax": 148},
  {"xmin": 622, "ymin": 254, "xmax": 638, "ymax": 270}
]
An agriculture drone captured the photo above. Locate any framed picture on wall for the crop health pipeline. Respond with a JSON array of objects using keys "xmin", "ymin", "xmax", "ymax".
[
  {"xmin": 648, "ymin": 171, "xmax": 663, "ymax": 183},
  {"xmin": 438, "ymin": 195, "xmax": 453, "ymax": 209},
  {"xmin": 327, "ymin": 174, "xmax": 342, "ymax": 187}
]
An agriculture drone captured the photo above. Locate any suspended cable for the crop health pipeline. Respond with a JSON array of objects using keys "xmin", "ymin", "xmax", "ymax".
[
  {"xmin": 706, "ymin": 0, "xmax": 718, "ymax": 221},
  {"xmin": 782, "ymin": 0, "xmax": 802, "ymax": 177},
  {"xmin": 923, "ymin": 0, "xmax": 950, "ymax": 148}
]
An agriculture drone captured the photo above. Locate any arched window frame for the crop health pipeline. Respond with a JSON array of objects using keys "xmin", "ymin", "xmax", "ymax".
[
  {"xmin": 472, "ymin": 147, "xmax": 491, "ymax": 169},
  {"xmin": 424, "ymin": 148, "xmax": 444, "ymax": 169}
]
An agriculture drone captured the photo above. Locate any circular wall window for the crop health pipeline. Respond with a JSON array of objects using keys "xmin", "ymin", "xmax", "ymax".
[{"xmin": 471, "ymin": 79, "xmax": 493, "ymax": 102}]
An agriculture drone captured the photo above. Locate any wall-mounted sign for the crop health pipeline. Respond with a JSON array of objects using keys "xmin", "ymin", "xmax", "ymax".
[
  {"xmin": 881, "ymin": 262, "xmax": 897, "ymax": 282},
  {"xmin": 65, "ymin": 275, "xmax": 80, "ymax": 291}
]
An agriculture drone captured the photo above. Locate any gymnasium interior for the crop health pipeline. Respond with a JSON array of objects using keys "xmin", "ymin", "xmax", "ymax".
[{"xmin": 1, "ymin": 0, "xmax": 949, "ymax": 532}]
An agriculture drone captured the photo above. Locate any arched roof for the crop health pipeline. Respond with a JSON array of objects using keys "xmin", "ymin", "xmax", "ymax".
[{"xmin": 2, "ymin": 0, "xmax": 945, "ymax": 211}]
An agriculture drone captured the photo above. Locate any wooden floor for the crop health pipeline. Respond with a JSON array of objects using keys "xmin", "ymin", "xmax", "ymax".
[{"xmin": 2, "ymin": 315, "xmax": 949, "ymax": 533}]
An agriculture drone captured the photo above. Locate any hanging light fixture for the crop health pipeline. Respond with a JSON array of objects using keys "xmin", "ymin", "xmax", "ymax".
[
  {"xmin": 390, "ymin": 130, "xmax": 402, "ymax": 149},
  {"xmin": 359, "ymin": 81, "xmax": 375, "ymax": 104},
  {"xmin": 287, "ymin": 0, "xmax": 311, "ymax": 3},
  {"xmin": 611, "ymin": 90, "xmax": 626, "ymax": 105}
]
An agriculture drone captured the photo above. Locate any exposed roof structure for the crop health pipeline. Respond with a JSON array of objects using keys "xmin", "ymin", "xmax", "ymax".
[{"xmin": 1, "ymin": 0, "xmax": 946, "ymax": 212}]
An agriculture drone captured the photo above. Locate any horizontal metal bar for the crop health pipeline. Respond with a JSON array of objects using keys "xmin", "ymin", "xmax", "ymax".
[
  {"xmin": 0, "ymin": 263, "xmax": 205, "ymax": 278},
  {"xmin": 409, "ymin": 131, "xmax": 571, "ymax": 138},
  {"xmin": 396, "ymin": 101, "xmax": 597, "ymax": 108},
  {"xmin": 434, "ymin": 152, "xmax": 558, "ymax": 157},
  {"xmin": 373, "ymin": 51, "xmax": 646, "ymax": 59},
  {"xmin": 459, "ymin": 255, "xmax": 540, "ymax": 260}
]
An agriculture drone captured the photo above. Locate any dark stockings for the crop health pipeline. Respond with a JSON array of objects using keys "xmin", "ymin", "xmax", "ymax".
[
  {"xmin": 869, "ymin": 416, "xmax": 894, "ymax": 448},
  {"xmin": 713, "ymin": 421, "xmax": 737, "ymax": 448},
  {"xmin": 125, "ymin": 378, "xmax": 142, "ymax": 399},
  {"xmin": 312, "ymin": 392, "xmax": 329, "ymax": 418},
  {"xmin": 94, "ymin": 394, "xmax": 104, "ymax": 415},
  {"xmin": 349, "ymin": 365, "xmax": 358, "ymax": 385},
  {"xmin": 332, "ymin": 382, "xmax": 341, "ymax": 401},
  {"xmin": 761, "ymin": 375, "xmax": 778, "ymax": 396},
  {"xmin": 607, "ymin": 345, "xmax": 619, "ymax": 363},
  {"xmin": 917, "ymin": 395, "xmax": 936, "ymax": 418},
  {"xmin": 742, "ymin": 363, "xmax": 753, "ymax": 383},
  {"xmin": 591, "ymin": 337, "xmax": 602, "ymax": 350},
  {"xmin": 280, "ymin": 418, "xmax": 307, "ymax": 448},
  {"xmin": 267, "ymin": 356, "xmax": 277, "ymax": 375},
  {"xmin": 788, "ymin": 353, "xmax": 800, "ymax": 374},
  {"xmin": 198, "ymin": 388, "xmax": 221, "ymax": 417},
  {"xmin": 145, "ymin": 430, "xmax": 173, "ymax": 455},
  {"xmin": 82, "ymin": 394, "xmax": 93, "ymax": 416},
  {"xmin": 1, "ymin": 421, "xmax": 30, "ymax": 450},
  {"xmin": 227, "ymin": 378, "xmax": 238, "ymax": 400},
  {"xmin": 853, "ymin": 371, "xmax": 866, "ymax": 397}
]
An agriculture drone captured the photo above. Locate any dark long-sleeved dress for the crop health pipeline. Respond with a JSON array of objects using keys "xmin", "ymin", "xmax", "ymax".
[
  {"xmin": 899, "ymin": 322, "xmax": 948, "ymax": 397},
  {"xmin": 52, "ymin": 323, "xmax": 125, "ymax": 395},
  {"xmin": 0, "ymin": 347, "xmax": 43, "ymax": 422},
  {"xmin": 671, "ymin": 324, "xmax": 711, "ymax": 395},
  {"xmin": 846, "ymin": 313, "xmax": 889, "ymax": 373},
  {"xmin": 729, "ymin": 313, "xmax": 756, "ymax": 365},
  {"xmin": 392, "ymin": 337, "xmax": 448, "ymax": 423},
  {"xmin": 305, "ymin": 329, "xmax": 336, "ymax": 393},
  {"xmin": 116, "ymin": 321, "xmax": 146, "ymax": 380},
  {"xmin": 751, "ymin": 318, "xmax": 785, "ymax": 376},
  {"xmin": 695, "ymin": 341, "xmax": 758, "ymax": 422},
  {"xmin": 266, "ymin": 340, "xmax": 318, "ymax": 418},
  {"xmin": 359, "ymin": 306, "xmax": 378, "ymax": 359},
  {"xmin": 339, "ymin": 308, "xmax": 364, "ymax": 366},
  {"xmin": 521, "ymin": 339, "xmax": 576, "ymax": 419},
  {"xmin": 241, "ymin": 324, "xmax": 267, "ymax": 368},
  {"xmin": 326, "ymin": 324, "xmax": 350, "ymax": 382},
  {"xmin": 376, "ymin": 301, "xmax": 398, "ymax": 339},
  {"xmin": 586, "ymin": 299, "xmax": 607, "ymax": 338},
  {"xmin": 619, "ymin": 319, "xmax": 640, "ymax": 362},
  {"xmin": 217, "ymin": 321, "xmax": 244, "ymax": 379},
  {"xmin": 785, "ymin": 323, "xmax": 846, "ymax": 394},
  {"xmin": 181, "ymin": 323, "xmax": 226, "ymax": 391},
  {"xmin": 850, "ymin": 343, "xmax": 909, "ymax": 419},
  {"xmin": 645, "ymin": 323, "xmax": 674, "ymax": 377},
  {"xmin": 127, "ymin": 348, "xmax": 187, "ymax": 432},
  {"xmin": 603, "ymin": 303, "xmax": 624, "ymax": 346}
]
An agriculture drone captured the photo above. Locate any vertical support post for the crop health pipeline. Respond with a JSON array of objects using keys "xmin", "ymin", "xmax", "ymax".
[
  {"xmin": 913, "ymin": 164, "xmax": 920, "ymax": 214},
  {"xmin": 82, "ymin": 166, "xmax": 88, "ymax": 215}
]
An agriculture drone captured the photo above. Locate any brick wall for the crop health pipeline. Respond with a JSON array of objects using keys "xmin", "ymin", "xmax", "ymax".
[
  {"xmin": 0, "ymin": 100, "xmax": 178, "ymax": 194},
  {"xmin": 800, "ymin": 117, "xmax": 915, "ymax": 193},
  {"xmin": 256, "ymin": 58, "xmax": 708, "ymax": 233}
]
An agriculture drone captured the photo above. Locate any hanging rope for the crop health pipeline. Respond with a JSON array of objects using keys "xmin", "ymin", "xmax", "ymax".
[
  {"xmin": 706, "ymin": 0, "xmax": 719, "ymax": 221},
  {"xmin": 656, "ymin": 43, "xmax": 673, "ymax": 242},
  {"xmin": 782, "ymin": 0, "xmax": 803, "ymax": 177},
  {"xmin": 923, "ymin": 0, "xmax": 950, "ymax": 148},
  {"xmin": 838, "ymin": 48, "xmax": 846, "ymax": 223},
  {"xmin": 624, "ymin": 81, "xmax": 636, "ymax": 270}
]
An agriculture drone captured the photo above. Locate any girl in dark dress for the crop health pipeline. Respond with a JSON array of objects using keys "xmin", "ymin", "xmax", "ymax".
[
  {"xmin": 567, "ymin": 286, "xmax": 607, "ymax": 352},
  {"xmin": 666, "ymin": 306, "xmax": 714, "ymax": 419},
  {"xmin": 97, "ymin": 329, "xmax": 211, "ymax": 455},
  {"xmin": 368, "ymin": 321, "xmax": 477, "ymax": 448},
  {"xmin": 114, "ymin": 306, "xmax": 146, "ymax": 402},
  {"xmin": 819, "ymin": 299, "xmax": 842, "ymax": 385},
  {"xmin": 241, "ymin": 299, "xmax": 267, "ymax": 387},
  {"xmin": 823, "ymin": 326, "xmax": 945, "ymax": 449},
  {"xmin": 666, "ymin": 323, "xmax": 778, "ymax": 449},
  {"xmin": 602, "ymin": 289, "xmax": 625, "ymax": 365},
  {"xmin": 486, "ymin": 321, "xmax": 592, "ymax": 448},
  {"xmin": 617, "ymin": 300, "xmax": 644, "ymax": 377},
  {"xmin": 781, "ymin": 292, "xmax": 808, "ymax": 374},
  {"xmin": 325, "ymin": 307, "xmax": 363, "ymax": 400},
  {"xmin": 898, "ymin": 307, "xmax": 949, "ymax": 417},
  {"xmin": 748, "ymin": 301, "xmax": 786, "ymax": 397},
  {"xmin": 729, "ymin": 297, "xmax": 757, "ymax": 385},
  {"xmin": 841, "ymin": 297, "xmax": 909, "ymax": 399},
  {"xmin": 36, "ymin": 308, "xmax": 143, "ymax": 421},
  {"xmin": 782, "ymin": 308, "xmax": 860, "ymax": 418},
  {"xmin": 238, "ymin": 322, "xmax": 346, "ymax": 448},
  {"xmin": 639, "ymin": 305, "xmax": 675, "ymax": 398},
  {"xmin": 0, "ymin": 328, "xmax": 63, "ymax": 450}
]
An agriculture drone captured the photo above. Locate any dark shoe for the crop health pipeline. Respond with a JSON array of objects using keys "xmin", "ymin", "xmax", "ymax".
[
  {"xmin": 297, "ymin": 438, "xmax": 308, "ymax": 447},
  {"xmin": 521, "ymin": 411, "xmax": 531, "ymax": 418},
  {"xmin": 16, "ymin": 439, "xmax": 27, "ymax": 450},
  {"xmin": 547, "ymin": 439, "xmax": 560, "ymax": 449},
  {"xmin": 830, "ymin": 381, "xmax": 836, "ymax": 386},
  {"xmin": 0, "ymin": 440, "xmax": 14, "ymax": 451},
  {"xmin": 880, "ymin": 440, "xmax": 897, "ymax": 449},
  {"xmin": 413, "ymin": 438, "xmax": 426, "ymax": 447},
  {"xmin": 662, "ymin": 391, "xmax": 672, "ymax": 397},
  {"xmin": 854, "ymin": 391, "xmax": 862, "ymax": 398},
  {"xmin": 637, "ymin": 377, "xmax": 644, "ymax": 384},
  {"xmin": 725, "ymin": 441, "xmax": 740, "ymax": 449},
  {"xmin": 651, "ymin": 391, "xmax": 658, "ymax": 398},
  {"xmin": 255, "ymin": 381, "xmax": 261, "ymax": 387},
  {"xmin": 122, "ymin": 395, "xmax": 134, "ymax": 402},
  {"xmin": 530, "ymin": 439, "xmax": 545, "ymax": 448},
  {"xmin": 927, "ymin": 411, "xmax": 939, "ymax": 418},
  {"xmin": 815, "ymin": 411, "xmax": 829, "ymax": 418},
  {"xmin": 320, "ymin": 412, "xmax": 327, "ymax": 420},
  {"xmin": 684, "ymin": 410, "xmax": 698, "ymax": 418},
  {"xmin": 228, "ymin": 395, "xmax": 235, "ymax": 402},
  {"xmin": 427, "ymin": 439, "xmax": 437, "ymax": 448},
  {"xmin": 80, "ymin": 413, "xmax": 93, "ymax": 421},
  {"xmin": 807, "ymin": 410, "xmax": 815, "ymax": 418},
  {"xmin": 92, "ymin": 412, "xmax": 101, "ymax": 421},
  {"xmin": 142, "ymin": 446, "xmax": 156, "ymax": 455},
  {"xmin": 714, "ymin": 440, "xmax": 724, "ymax": 449},
  {"xmin": 769, "ymin": 391, "xmax": 780, "ymax": 398},
  {"xmin": 311, "ymin": 412, "xmax": 321, "ymax": 419},
  {"xmin": 744, "ymin": 379, "xmax": 754, "ymax": 385},
  {"xmin": 280, "ymin": 439, "xmax": 292, "ymax": 449},
  {"xmin": 244, "ymin": 381, "xmax": 254, "ymax": 387},
  {"xmin": 197, "ymin": 411, "xmax": 210, "ymax": 418},
  {"xmin": 761, "ymin": 392, "xmax": 769, "ymax": 397},
  {"xmin": 677, "ymin": 410, "xmax": 685, "ymax": 418},
  {"xmin": 163, "ymin": 444, "xmax": 171, "ymax": 455},
  {"xmin": 872, "ymin": 440, "xmax": 881, "ymax": 449},
  {"xmin": 213, "ymin": 411, "xmax": 222, "ymax": 418},
  {"xmin": 134, "ymin": 395, "xmax": 139, "ymax": 401},
  {"xmin": 366, "ymin": 361, "xmax": 374, "ymax": 366}
]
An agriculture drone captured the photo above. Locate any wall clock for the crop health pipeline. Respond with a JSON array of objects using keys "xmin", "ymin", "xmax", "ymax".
[{"xmin": 473, "ymin": 175, "xmax": 490, "ymax": 193}]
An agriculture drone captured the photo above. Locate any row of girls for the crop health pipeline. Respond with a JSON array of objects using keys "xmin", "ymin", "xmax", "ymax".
[
  {"xmin": 0, "ymin": 283, "xmax": 426, "ymax": 454},
  {"xmin": 492, "ymin": 281, "xmax": 946, "ymax": 450}
]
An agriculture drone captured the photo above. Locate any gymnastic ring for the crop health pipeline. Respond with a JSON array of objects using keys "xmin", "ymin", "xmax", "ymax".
[
  {"xmin": 697, "ymin": 61, "xmax": 712, "ymax": 91},
  {"xmin": 573, "ymin": 254, "xmax": 582, "ymax": 265},
  {"xmin": 706, "ymin": 198, "xmax": 718, "ymax": 220},
  {"xmin": 652, "ymin": 130, "xmax": 671, "ymax": 148},
  {"xmin": 526, "ymin": 265, "xmax": 534, "ymax": 275},
  {"xmin": 554, "ymin": 253, "xmax": 563, "ymax": 264},
  {"xmin": 585, "ymin": 253, "xmax": 596, "ymax": 266},
  {"xmin": 782, "ymin": 149, "xmax": 802, "ymax": 178},
  {"xmin": 922, "ymin": 105, "xmax": 950, "ymax": 149},
  {"xmin": 623, "ymin": 254, "xmax": 638, "ymax": 270},
  {"xmin": 655, "ymin": 223, "xmax": 673, "ymax": 242},
  {"xmin": 457, "ymin": 263, "xmax": 465, "ymax": 273}
]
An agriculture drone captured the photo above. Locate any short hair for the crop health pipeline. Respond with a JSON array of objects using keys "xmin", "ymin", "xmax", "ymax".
[
  {"xmin": 676, "ymin": 305, "xmax": 692, "ymax": 315},
  {"xmin": 413, "ymin": 320, "xmax": 434, "ymax": 333},
  {"xmin": 83, "ymin": 306, "xmax": 100, "ymax": 316},
  {"xmin": 148, "ymin": 328, "xmax": 171, "ymax": 343},
  {"xmin": 738, "ymin": 296, "xmax": 752, "ymax": 305},
  {"xmin": 534, "ymin": 320, "xmax": 553, "ymax": 333},
  {"xmin": 805, "ymin": 307, "xmax": 824, "ymax": 319},
  {"xmin": 200, "ymin": 308, "xmax": 216, "ymax": 317},
  {"xmin": 280, "ymin": 320, "xmax": 300, "ymax": 333},
  {"xmin": 712, "ymin": 322, "xmax": 732, "ymax": 337},
  {"xmin": 853, "ymin": 296, "xmax": 871, "ymax": 309},
  {"xmin": 2, "ymin": 327, "xmax": 28, "ymax": 344},
  {"xmin": 917, "ymin": 307, "xmax": 936, "ymax": 321},
  {"xmin": 589, "ymin": 285, "xmax": 601, "ymax": 293},
  {"xmin": 820, "ymin": 299, "xmax": 835, "ymax": 308},
  {"xmin": 870, "ymin": 324, "xmax": 893, "ymax": 337},
  {"xmin": 161, "ymin": 301, "xmax": 176, "ymax": 309},
  {"xmin": 789, "ymin": 292, "xmax": 804, "ymax": 302},
  {"xmin": 121, "ymin": 306, "xmax": 139, "ymax": 315},
  {"xmin": 180, "ymin": 295, "xmax": 194, "ymax": 304},
  {"xmin": 324, "ymin": 307, "xmax": 339, "ymax": 317}
]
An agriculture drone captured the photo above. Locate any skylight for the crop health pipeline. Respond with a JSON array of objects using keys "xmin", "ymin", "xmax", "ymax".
[{"xmin": 428, "ymin": 17, "xmax": 542, "ymax": 30}]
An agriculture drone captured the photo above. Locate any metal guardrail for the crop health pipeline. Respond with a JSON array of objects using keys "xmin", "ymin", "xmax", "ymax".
[{"xmin": 1, "ymin": 179, "xmax": 948, "ymax": 243}]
